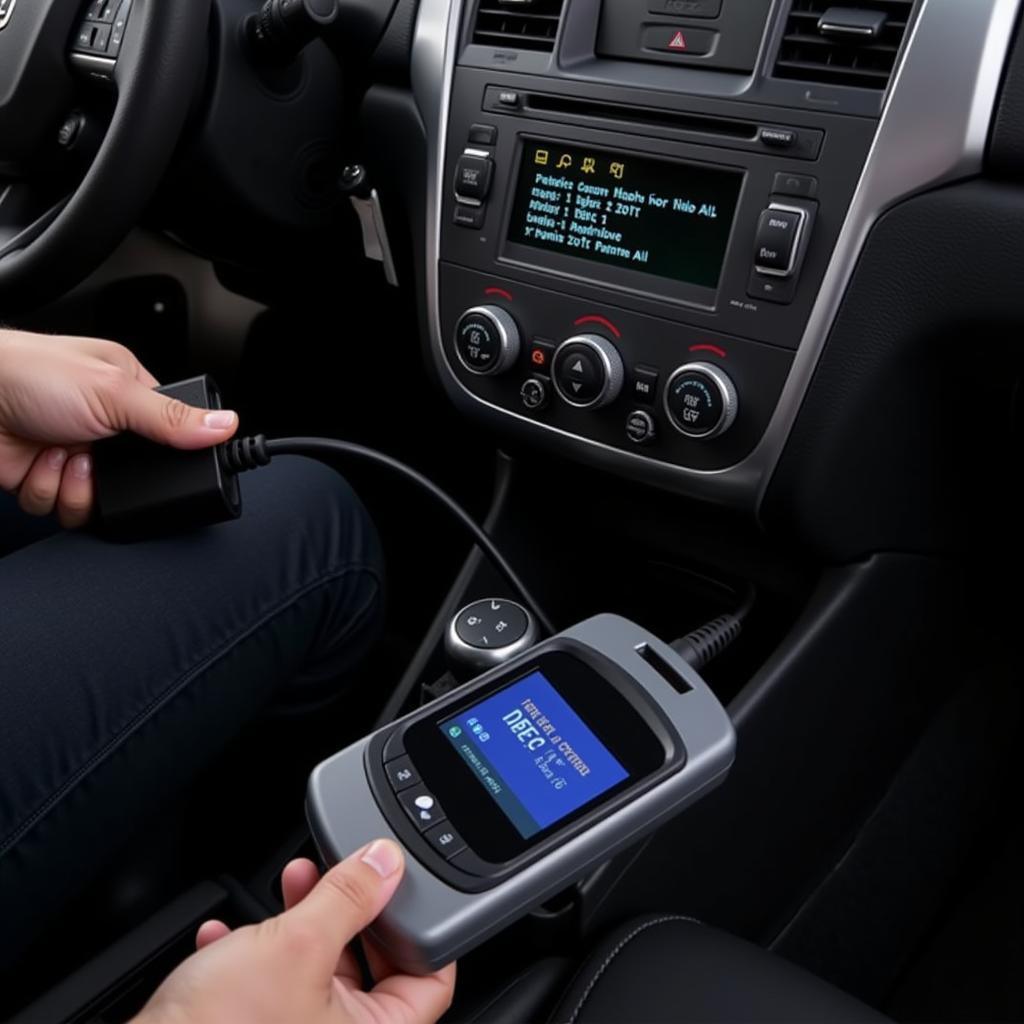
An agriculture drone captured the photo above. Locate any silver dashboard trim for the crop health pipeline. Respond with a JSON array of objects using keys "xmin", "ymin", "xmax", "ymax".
[{"xmin": 411, "ymin": 0, "xmax": 1022, "ymax": 509}]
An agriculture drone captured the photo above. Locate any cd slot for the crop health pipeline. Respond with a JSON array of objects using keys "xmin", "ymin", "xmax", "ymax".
[
  {"xmin": 526, "ymin": 92, "xmax": 757, "ymax": 140},
  {"xmin": 482, "ymin": 88, "xmax": 824, "ymax": 160}
]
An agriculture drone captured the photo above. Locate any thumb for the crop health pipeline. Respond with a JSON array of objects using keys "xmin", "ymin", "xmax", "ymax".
[
  {"xmin": 117, "ymin": 380, "xmax": 239, "ymax": 449},
  {"xmin": 284, "ymin": 840, "xmax": 405, "ymax": 968}
]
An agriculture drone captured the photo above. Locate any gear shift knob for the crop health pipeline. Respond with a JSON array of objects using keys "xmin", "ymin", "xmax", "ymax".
[{"xmin": 445, "ymin": 598, "xmax": 539, "ymax": 676}]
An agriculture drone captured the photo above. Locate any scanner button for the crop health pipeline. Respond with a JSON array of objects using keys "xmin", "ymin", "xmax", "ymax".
[
  {"xmin": 425, "ymin": 822, "xmax": 467, "ymax": 860},
  {"xmin": 385, "ymin": 755, "xmax": 420, "ymax": 793},
  {"xmin": 399, "ymin": 786, "xmax": 447, "ymax": 832}
]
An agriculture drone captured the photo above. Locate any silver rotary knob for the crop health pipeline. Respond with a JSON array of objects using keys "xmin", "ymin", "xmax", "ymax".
[
  {"xmin": 453, "ymin": 305, "xmax": 521, "ymax": 376},
  {"xmin": 445, "ymin": 598, "xmax": 539, "ymax": 675},
  {"xmin": 663, "ymin": 362, "xmax": 738, "ymax": 439},
  {"xmin": 551, "ymin": 334, "xmax": 625, "ymax": 410}
]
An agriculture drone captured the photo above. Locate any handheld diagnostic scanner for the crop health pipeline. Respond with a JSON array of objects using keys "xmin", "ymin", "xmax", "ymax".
[{"xmin": 306, "ymin": 614, "xmax": 735, "ymax": 974}]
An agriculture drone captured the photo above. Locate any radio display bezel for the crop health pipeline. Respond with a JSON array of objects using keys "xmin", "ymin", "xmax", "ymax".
[{"xmin": 499, "ymin": 135, "xmax": 748, "ymax": 312}]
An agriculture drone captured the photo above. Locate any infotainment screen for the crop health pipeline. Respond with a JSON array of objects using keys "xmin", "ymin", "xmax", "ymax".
[
  {"xmin": 440, "ymin": 670, "xmax": 628, "ymax": 840},
  {"xmin": 506, "ymin": 140, "xmax": 743, "ymax": 290}
]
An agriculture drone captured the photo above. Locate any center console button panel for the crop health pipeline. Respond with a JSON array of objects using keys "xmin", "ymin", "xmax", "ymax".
[{"xmin": 432, "ymin": 0, "xmax": 880, "ymax": 487}]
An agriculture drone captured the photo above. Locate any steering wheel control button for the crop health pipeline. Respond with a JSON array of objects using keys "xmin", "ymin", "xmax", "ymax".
[
  {"xmin": 86, "ymin": 0, "xmax": 118, "ymax": 21},
  {"xmin": 454, "ymin": 306, "xmax": 520, "ymax": 376},
  {"xmin": 454, "ymin": 151, "xmax": 494, "ymax": 207},
  {"xmin": 385, "ymin": 756, "xmax": 420, "ymax": 793},
  {"xmin": 753, "ymin": 204, "xmax": 805, "ymax": 278},
  {"xmin": 665, "ymin": 363, "xmax": 738, "ymax": 439},
  {"xmin": 626, "ymin": 410, "xmax": 657, "ymax": 445},
  {"xmin": 552, "ymin": 335, "xmax": 625, "ymax": 410},
  {"xmin": 631, "ymin": 365, "xmax": 660, "ymax": 405},
  {"xmin": 520, "ymin": 377, "xmax": 549, "ymax": 412},
  {"xmin": 453, "ymin": 205, "xmax": 485, "ymax": 230},
  {"xmin": 425, "ymin": 823, "xmax": 468, "ymax": 860},
  {"xmin": 399, "ymin": 787, "xmax": 447, "ymax": 832}
]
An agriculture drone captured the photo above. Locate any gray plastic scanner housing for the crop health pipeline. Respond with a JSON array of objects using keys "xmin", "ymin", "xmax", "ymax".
[{"xmin": 306, "ymin": 614, "xmax": 736, "ymax": 974}]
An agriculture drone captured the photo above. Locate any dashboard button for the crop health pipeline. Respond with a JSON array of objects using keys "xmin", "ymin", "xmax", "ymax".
[
  {"xmin": 664, "ymin": 363, "xmax": 738, "ymax": 440},
  {"xmin": 772, "ymin": 172, "xmax": 818, "ymax": 198},
  {"xmin": 424, "ymin": 823, "xmax": 467, "ymax": 860},
  {"xmin": 520, "ymin": 377, "xmax": 549, "ymax": 411},
  {"xmin": 468, "ymin": 123, "xmax": 497, "ymax": 146},
  {"xmin": 528, "ymin": 339, "xmax": 556, "ymax": 371},
  {"xmin": 760, "ymin": 127, "xmax": 797, "ymax": 149},
  {"xmin": 453, "ymin": 205, "xmax": 485, "ymax": 229},
  {"xmin": 626, "ymin": 410, "xmax": 657, "ymax": 445},
  {"xmin": 551, "ymin": 335, "xmax": 625, "ymax": 410},
  {"xmin": 454, "ymin": 153, "xmax": 494, "ymax": 206},
  {"xmin": 399, "ymin": 786, "xmax": 446, "ymax": 832},
  {"xmin": 555, "ymin": 346, "xmax": 603, "ymax": 404},
  {"xmin": 631, "ymin": 365, "xmax": 660, "ymax": 405},
  {"xmin": 641, "ymin": 25, "xmax": 716, "ymax": 56},
  {"xmin": 385, "ymin": 756, "xmax": 420, "ymax": 792},
  {"xmin": 753, "ymin": 204, "xmax": 805, "ymax": 278},
  {"xmin": 648, "ymin": 0, "xmax": 721, "ymax": 16},
  {"xmin": 454, "ymin": 306, "xmax": 520, "ymax": 376},
  {"xmin": 497, "ymin": 90, "xmax": 520, "ymax": 107}
]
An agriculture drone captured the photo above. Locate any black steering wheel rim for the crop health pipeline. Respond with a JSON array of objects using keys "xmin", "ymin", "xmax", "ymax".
[{"xmin": 0, "ymin": 0, "xmax": 211, "ymax": 311}]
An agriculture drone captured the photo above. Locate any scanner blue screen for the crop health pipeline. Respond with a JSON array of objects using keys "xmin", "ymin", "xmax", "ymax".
[{"xmin": 440, "ymin": 670, "xmax": 629, "ymax": 839}]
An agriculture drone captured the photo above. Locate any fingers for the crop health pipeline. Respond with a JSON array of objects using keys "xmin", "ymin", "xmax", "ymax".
[
  {"xmin": 17, "ymin": 448, "xmax": 67, "ymax": 516},
  {"xmin": 281, "ymin": 859, "xmax": 321, "ymax": 912},
  {"xmin": 370, "ymin": 962, "xmax": 458, "ymax": 1024},
  {"xmin": 195, "ymin": 920, "xmax": 232, "ymax": 950},
  {"xmin": 56, "ymin": 453, "xmax": 93, "ymax": 529},
  {"xmin": 282, "ymin": 840, "xmax": 405, "ymax": 974},
  {"xmin": 116, "ymin": 379, "xmax": 238, "ymax": 450}
]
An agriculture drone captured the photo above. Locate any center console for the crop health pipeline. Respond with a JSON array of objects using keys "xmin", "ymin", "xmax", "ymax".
[{"xmin": 413, "ymin": 0, "xmax": 1015, "ymax": 506}]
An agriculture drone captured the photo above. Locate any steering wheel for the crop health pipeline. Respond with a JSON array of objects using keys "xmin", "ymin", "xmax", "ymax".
[{"xmin": 0, "ymin": 0, "xmax": 211, "ymax": 310}]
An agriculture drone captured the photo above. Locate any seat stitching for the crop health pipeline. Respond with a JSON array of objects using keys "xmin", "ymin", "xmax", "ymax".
[
  {"xmin": 566, "ymin": 914, "xmax": 702, "ymax": 1024},
  {"xmin": 0, "ymin": 564, "xmax": 380, "ymax": 858}
]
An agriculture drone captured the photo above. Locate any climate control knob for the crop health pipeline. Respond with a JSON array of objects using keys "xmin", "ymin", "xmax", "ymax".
[
  {"xmin": 551, "ymin": 334, "xmax": 624, "ymax": 410},
  {"xmin": 664, "ymin": 362, "xmax": 738, "ymax": 440},
  {"xmin": 454, "ymin": 306, "xmax": 521, "ymax": 376}
]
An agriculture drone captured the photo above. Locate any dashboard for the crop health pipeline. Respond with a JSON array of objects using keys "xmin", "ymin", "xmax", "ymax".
[{"xmin": 410, "ymin": 0, "xmax": 1018, "ymax": 507}]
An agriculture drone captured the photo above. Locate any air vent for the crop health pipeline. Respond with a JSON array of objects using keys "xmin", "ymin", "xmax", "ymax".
[
  {"xmin": 773, "ymin": 1, "xmax": 915, "ymax": 90},
  {"xmin": 471, "ymin": 0, "xmax": 567, "ymax": 53}
]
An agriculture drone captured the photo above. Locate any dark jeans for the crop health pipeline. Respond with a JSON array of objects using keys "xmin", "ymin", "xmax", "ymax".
[{"xmin": 0, "ymin": 456, "xmax": 383, "ymax": 966}]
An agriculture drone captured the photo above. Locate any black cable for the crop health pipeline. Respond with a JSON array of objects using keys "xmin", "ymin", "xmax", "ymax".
[
  {"xmin": 224, "ymin": 435, "xmax": 555, "ymax": 636},
  {"xmin": 670, "ymin": 583, "xmax": 756, "ymax": 671}
]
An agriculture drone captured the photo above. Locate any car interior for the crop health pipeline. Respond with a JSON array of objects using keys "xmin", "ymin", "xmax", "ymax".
[{"xmin": 3, "ymin": 0, "xmax": 1024, "ymax": 1019}]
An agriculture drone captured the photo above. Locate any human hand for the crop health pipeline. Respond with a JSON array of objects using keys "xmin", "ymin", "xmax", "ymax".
[
  {"xmin": 0, "ymin": 329, "xmax": 238, "ymax": 527},
  {"xmin": 133, "ymin": 840, "xmax": 456, "ymax": 1024}
]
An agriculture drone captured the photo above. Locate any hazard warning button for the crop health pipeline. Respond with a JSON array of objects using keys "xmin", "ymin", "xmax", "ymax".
[{"xmin": 641, "ymin": 25, "xmax": 716, "ymax": 56}]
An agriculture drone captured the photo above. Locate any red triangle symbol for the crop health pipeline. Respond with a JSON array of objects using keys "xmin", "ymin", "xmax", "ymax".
[{"xmin": 669, "ymin": 30, "xmax": 687, "ymax": 50}]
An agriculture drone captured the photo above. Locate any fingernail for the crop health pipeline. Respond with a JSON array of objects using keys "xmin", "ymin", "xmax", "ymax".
[
  {"xmin": 69, "ymin": 453, "xmax": 92, "ymax": 480},
  {"xmin": 360, "ymin": 839, "xmax": 402, "ymax": 878},
  {"xmin": 203, "ymin": 410, "xmax": 237, "ymax": 430},
  {"xmin": 46, "ymin": 448, "xmax": 67, "ymax": 471}
]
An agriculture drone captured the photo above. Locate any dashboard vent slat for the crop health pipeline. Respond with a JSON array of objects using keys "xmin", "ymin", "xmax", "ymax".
[
  {"xmin": 472, "ymin": 0, "xmax": 567, "ymax": 53},
  {"xmin": 773, "ymin": 0, "xmax": 915, "ymax": 91}
]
